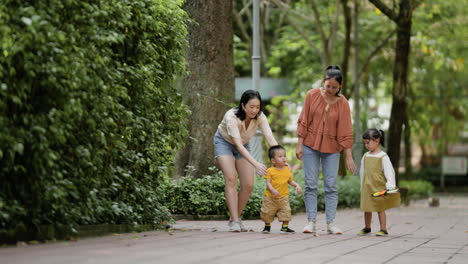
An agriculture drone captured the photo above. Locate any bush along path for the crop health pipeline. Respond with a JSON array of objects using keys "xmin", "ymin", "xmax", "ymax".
[{"xmin": 0, "ymin": 0, "xmax": 189, "ymax": 242}]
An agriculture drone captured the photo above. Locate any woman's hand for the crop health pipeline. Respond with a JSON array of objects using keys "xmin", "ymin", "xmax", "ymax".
[
  {"xmin": 345, "ymin": 154, "xmax": 356, "ymax": 174},
  {"xmin": 296, "ymin": 144, "xmax": 303, "ymax": 160},
  {"xmin": 255, "ymin": 162, "xmax": 268, "ymax": 176}
]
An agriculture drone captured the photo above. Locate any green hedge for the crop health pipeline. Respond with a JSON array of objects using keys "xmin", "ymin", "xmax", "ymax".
[
  {"xmin": 159, "ymin": 172, "xmax": 436, "ymax": 219},
  {"xmin": 0, "ymin": 0, "xmax": 188, "ymax": 235},
  {"xmin": 399, "ymin": 180, "xmax": 434, "ymax": 199},
  {"xmin": 159, "ymin": 169, "xmax": 362, "ymax": 219}
]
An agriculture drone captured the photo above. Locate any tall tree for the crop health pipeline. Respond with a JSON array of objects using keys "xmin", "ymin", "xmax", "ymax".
[
  {"xmin": 175, "ymin": 1, "xmax": 235, "ymax": 177},
  {"xmin": 368, "ymin": 0, "xmax": 419, "ymax": 178}
]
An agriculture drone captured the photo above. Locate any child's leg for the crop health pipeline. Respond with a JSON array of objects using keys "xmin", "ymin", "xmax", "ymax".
[
  {"xmin": 260, "ymin": 196, "xmax": 277, "ymax": 224},
  {"xmin": 364, "ymin": 212, "xmax": 372, "ymax": 228},
  {"xmin": 278, "ymin": 198, "xmax": 294, "ymax": 232},
  {"xmin": 262, "ymin": 222, "xmax": 271, "ymax": 233},
  {"xmin": 261, "ymin": 196, "xmax": 277, "ymax": 233},
  {"xmin": 377, "ymin": 211, "xmax": 387, "ymax": 231},
  {"xmin": 358, "ymin": 212, "xmax": 372, "ymax": 235}
]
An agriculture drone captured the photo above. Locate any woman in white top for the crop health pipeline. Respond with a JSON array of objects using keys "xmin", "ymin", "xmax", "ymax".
[{"xmin": 214, "ymin": 90, "xmax": 278, "ymax": 232}]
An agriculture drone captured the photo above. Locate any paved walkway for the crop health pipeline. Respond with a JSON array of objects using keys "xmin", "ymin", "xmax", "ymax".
[{"xmin": 1, "ymin": 194, "xmax": 468, "ymax": 264}]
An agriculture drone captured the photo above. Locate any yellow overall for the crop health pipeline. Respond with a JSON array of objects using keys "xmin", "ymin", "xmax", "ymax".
[{"xmin": 361, "ymin": 155, "xmax": 400, "ymax": 212}]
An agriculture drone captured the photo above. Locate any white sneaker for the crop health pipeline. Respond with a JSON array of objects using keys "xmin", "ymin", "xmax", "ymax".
[
  {"xmin": 229, "ymin": 220, "xmax": 241, "ymax": 232},
  {"xmin": 239, "ymin": 221, "xmax": 248, "ymax": 232},
  {"xmin": 327, "ymin": 222, "xmax": 343, "ymax": 235},
  {"xmin": 303, "ymin": 221, "xmax": 316, "ymax": 233}
]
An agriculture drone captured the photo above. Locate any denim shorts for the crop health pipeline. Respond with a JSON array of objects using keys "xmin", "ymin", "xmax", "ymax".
[{"xmin": 213, "ymin": 131, "xmax": 250, "ymax": 160}]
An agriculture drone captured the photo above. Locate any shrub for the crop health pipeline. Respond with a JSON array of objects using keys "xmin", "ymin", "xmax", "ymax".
[
  {"xmin": 158, "ymin": 168, "xmax": 227, "ymax": 216},
  {"xmin": 160, "ymin": 169, "xmax": 362, "ymax": 219},
  {"xmin": 399, "ymin": 180, "xmax": 434, "ymax": 199},
  {"xmin": 0, "ymin": 0, "xmax": 188, "ymax": 234}
]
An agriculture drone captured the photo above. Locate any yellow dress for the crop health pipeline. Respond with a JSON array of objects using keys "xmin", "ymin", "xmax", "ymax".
[{"xmin": 360, "ymin": 154, "xmax": 400, "ymax": 212}]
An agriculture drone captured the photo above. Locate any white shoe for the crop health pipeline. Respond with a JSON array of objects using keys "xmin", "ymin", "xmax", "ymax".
[
  {"xmin": 327, "ymin": 222, "xmax": 342, "ymax": 234},
  {"xmin": 239, "ymin": 221, "xmax": 248, "ymax": 232},
  {"xmin": 229, "ymin": 219, "xmax": 248, "ymax": 232},
  {"xmin": 303, "ymin": 221, "xmax": 316, "ymax": 233},
  {"xmin": 229, "ymin": 220, "xmax": 241, "ymax": 232}
]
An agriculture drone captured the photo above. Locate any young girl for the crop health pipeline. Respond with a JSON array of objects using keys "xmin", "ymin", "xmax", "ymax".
[{"xmin": 359, "ymin": 128, "xmax": 400, "ymax": 236}]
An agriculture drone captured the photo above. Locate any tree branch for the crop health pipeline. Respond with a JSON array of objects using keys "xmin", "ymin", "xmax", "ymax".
[
  {"xmin": 270, "ymin": 0, "xmax": 322, "ymax": 58},
  {"xmin": 233, "ymin": 4, "xmax": 252, "ymax": 44},
  {"xmin": 359, "ymin": 29, "xmax": 396, "ymax": 83},
  {"xmin": 368, "ymin": 0, "xmax": 398, "ymax": 22},
  {"xmin": 328, "ymin": 0, "xmax": 341, "ymax": 57}
]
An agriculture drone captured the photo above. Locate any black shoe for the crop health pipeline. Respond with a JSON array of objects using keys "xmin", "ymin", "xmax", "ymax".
[
  {"xmin": 262, "ymin": 226, "xmax": 271, "ymax": 233},
  {"xmin": 358, "ymin": 227, "xmax": 371, "ymax": 236},
  {"xmin": 280, "ymin": 227, "xmax": 295, "ymax": 233},
  {"xmin": 376, "ymin": 229, "xmax": 388, "ymax": 236}
]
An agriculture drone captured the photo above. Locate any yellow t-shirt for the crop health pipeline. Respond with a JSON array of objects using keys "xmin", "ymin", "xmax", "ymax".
[{"xmin": 263, "ymin": 166, "xmax": 293, "ymax": 198}]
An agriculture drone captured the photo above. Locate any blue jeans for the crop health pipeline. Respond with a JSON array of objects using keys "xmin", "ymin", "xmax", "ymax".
[{"xmin": 302, "ymin": 145, "xmax": 340, "ymax": 223}]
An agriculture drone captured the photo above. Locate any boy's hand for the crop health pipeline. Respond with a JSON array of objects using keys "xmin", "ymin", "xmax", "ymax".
[
  {"xmin": 296, "ymin": 185, "xmax": 303, "ymax": 195},
  {"xmin": 272, "ymin": 189, "xmax": 280, "ymax": 197}
]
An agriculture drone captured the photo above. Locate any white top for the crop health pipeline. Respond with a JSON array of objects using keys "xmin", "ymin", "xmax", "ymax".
[
  {"xmin": 359, "ymin": 151, "xmax": 396, "ymax": 190},
  {"xmin": 217, "ymin": 108, "xmax": 273, "ymax": 145}
]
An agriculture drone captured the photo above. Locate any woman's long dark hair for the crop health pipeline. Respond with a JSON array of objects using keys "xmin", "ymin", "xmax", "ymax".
[{"xmin": 235, "ymin": 90, "xmax": 263, "ymax": 121}]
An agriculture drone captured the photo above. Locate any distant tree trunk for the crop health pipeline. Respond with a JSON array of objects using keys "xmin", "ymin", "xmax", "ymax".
[
  {"xmin": 175, "ymin": 1, "xmax": 235, "ymax": 178},
  {"xmin": 403, "ymin": 114, "xmax": 412, "ymax": 182},
  {"xmin": 368, "ymin": 0, "xmax": 415, "ymax": 177},
  {"xmin": 338, "ymin": 0, "xmax": 352, "ymax": 177},
  {"xmin": 352, "ymin": 0, "xmax": 362, "ymax": 176},
  {"xmin": 340, "ymin": 0, "xmax": 352, "ymax": 98}
]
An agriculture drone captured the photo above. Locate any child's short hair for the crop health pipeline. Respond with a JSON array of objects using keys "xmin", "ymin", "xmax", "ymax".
[
  {"xmin": 362, "ymin": 128, "xmax": 385, "ymax": 147},
  {"xmin": 268, "ymin": 145, "xmax": 285, "ymax": 160}
]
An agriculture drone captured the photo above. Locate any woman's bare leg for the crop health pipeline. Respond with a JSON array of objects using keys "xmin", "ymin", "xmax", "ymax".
[
  {"xmin": 235, "ymin": 158, "xmax": 255, "ymax": 217},
  {"xmin": 217, "ymin": 156, "xmax": 240, "ymax": 221}
]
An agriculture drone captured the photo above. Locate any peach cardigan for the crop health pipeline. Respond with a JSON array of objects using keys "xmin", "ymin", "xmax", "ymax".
[{"xmin": 297, "ymin": 88, "xmax": 353, "ymax": 153}]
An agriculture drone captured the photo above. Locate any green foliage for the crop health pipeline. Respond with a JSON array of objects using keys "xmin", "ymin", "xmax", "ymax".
[
  {"xmin": 160, "ymin": 169, "xmax": 361, "ymax": 219},
  {"xmin": 0, "ymin": 0, "xmax": 189, "ymax": 233},
  {"xmin": 399, "ymin": 180, "xmax": 434, "ymax": 199},
  {"xmin": 158, "ymin": 168, "xmax": 227, "ymax": 216},
  {"xmin": 409, "ymin": 1, "xmax": 467, "ymax": 158}
]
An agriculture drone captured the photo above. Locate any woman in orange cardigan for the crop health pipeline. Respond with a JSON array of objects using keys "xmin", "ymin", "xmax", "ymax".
[{"xmin": 296, "ymin": 65, "xmax": 356, "ymax": 235}]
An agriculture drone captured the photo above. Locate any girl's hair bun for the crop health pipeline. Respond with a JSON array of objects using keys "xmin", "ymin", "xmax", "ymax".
[{"xmin": 326, "ymin": 65, "xmax": 341, "ymax": 71}]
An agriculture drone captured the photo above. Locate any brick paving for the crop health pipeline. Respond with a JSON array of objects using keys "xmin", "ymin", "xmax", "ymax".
[{"xmin": 1, "ymin": 194, "xmax": 468, "ymax": 264}]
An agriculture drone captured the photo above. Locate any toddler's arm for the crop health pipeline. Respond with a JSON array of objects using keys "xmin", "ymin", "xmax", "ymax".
[
  {"xmin": 266, "ymin": 178, "xmax": 280, "ymax": 197},
  {"xmin": 289, "ymin": 180, "xmax": 303, "ymax": 195}
]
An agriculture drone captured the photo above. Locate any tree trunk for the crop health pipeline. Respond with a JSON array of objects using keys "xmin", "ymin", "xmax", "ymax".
[
  {"xmin": 403, "ymin": 113, "xmax": 412, "ymax": 181},
  {"xmin": 340, "ymin": 0, "xmax": 352, "ymax": 98},
  {"xmin": 368, "ymin": 0, "xmax": 414, "ymax": 178},
  {"xmin": 352, "ymin": 0, "xmax": 362, "ymax": 176},
  {"xmin": 175, "ymin": 1, "xmax": 235, "ymax": 178},
  {"xmin": 387, "ymin": 4, "xmax": 412, "ymax": 177},
  {"xmin": 337, "ymin": 0, "xmax": 352, "ymax": 177}
]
